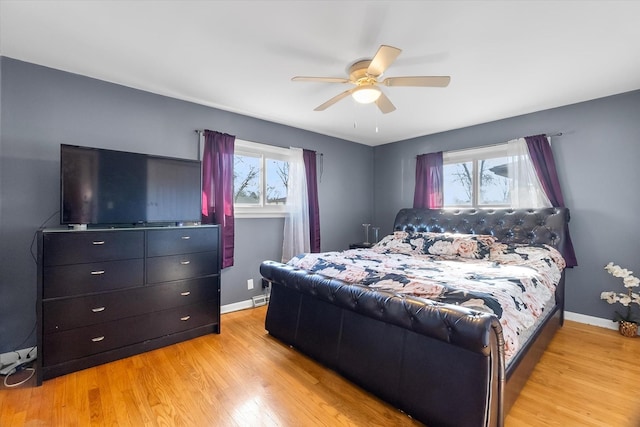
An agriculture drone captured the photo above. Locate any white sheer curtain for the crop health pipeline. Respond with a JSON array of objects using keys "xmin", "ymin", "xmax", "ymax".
[
  {"xmin": 507, "ymin": 138, "xmax": 552, "ymax": 208},
  {"xmin": 282, "ymin": 147, "xmax": 310, "ymax": 262}
]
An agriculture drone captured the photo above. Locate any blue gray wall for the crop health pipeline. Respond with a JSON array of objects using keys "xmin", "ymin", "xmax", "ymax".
[
  {"xmin": 2, "ymin": 55, "xmax": 638, "ymax": 353},
  {"xmin": 0, "ymin": 57, "xmax": 374, "ymax": 353},
  {"xmin": 372, "ymin": 89, "xmax": 640, "ymax": 321}
]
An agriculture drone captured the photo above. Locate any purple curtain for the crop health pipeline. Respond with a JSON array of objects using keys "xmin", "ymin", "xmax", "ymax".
[
  {"xmin": 525, "ymin": 134, "xmax": 578, "ymax": 267},
  {"xmin": 303, "ymin": 149, "xmax": 321, "ymax": 252},
  {"xmin": 413, "ymin": 152, "xmax": 443, "ymax": 208},
  {"xmin": 201, "ymin": 130, "xmax": 235, "ymax": 268}
]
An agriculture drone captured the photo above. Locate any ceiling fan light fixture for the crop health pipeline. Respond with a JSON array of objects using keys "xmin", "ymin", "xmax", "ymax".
[
  {"xmin": 352, "ymin": 86, "xmax": 381, "ymax": 104},
  {"xmin": 295, "ymin": 45, "xmax": 450, "ymax": 113}
]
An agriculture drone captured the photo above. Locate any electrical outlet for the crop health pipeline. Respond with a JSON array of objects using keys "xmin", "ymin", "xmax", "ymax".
[{"xmin": 247, "ymin": 279, "xmax": 254, "ymax": 290}]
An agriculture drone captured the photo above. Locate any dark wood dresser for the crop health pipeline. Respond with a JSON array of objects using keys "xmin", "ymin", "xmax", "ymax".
[{"xmin": 36, "ymin": 225, "xmax": 220, "ymax": 385}]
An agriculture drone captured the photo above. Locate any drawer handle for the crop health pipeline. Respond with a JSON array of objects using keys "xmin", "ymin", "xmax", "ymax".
[
  {"xmin": 90, "ymin": 270, "xmax": 105, "ymax": 275},
  {"xmin": 180, "ymin": 316, "xmax": 191, "ymax": 321},
  {"xmin": 92, "ymin": 241, "xmax": 105, "ymax": 245},
  {"xmin": 180, "ymin": 260, "xmax": 190, "ymax": 265},
  {"xmin": 181, "ymin": 236, "xmax": 191, "ymax": 240},
  {"xmin": 91, "ymin": 307, "xmax": 106, "ymax": 313},
  {"xmin": 180, "ymin": 291, "xmax": 191, "ymax": 296},
  {"xmin": 91, "ymin": 336, "xmax": 105, "ymax": 342}
]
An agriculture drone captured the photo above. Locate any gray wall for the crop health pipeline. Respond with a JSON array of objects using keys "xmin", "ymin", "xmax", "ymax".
[
  {"xmin": 373, "ymin": 89, "xmax": 640, "ymax": 321},
  {"xmin": 0, "ymin": 57, "xmax": 374, "ymax": 353},
  {"xmin": 2, "ymin": 54, "xmax": 638, "ymax": 353}
]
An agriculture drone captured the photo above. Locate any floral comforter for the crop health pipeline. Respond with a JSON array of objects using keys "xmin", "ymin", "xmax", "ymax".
[{"xmin": 287, "ymin": 231, "xmax": 566, "ymax": 364}]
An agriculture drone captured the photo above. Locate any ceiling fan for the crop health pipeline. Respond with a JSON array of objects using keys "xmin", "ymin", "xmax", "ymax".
[{"xmin": 292, "ymin": 45, "xmax": 451, "ymax": 114}]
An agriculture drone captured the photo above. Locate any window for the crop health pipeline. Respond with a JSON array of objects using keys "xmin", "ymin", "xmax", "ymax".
[
  {"xmin": 443, "ymin": 144, "xmax": 511, "ymax": 208},
  {"xmin": 233, "ymin": 139, "xmax": 292, "ymax": 218}
]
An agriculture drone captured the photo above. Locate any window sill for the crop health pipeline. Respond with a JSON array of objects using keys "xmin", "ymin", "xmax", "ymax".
[{"xmin": 234, "ymin": 210, "xmax": 286, "ymax": 219}]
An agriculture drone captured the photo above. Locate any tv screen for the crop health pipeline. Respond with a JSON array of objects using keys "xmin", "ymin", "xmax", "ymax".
[{"xmin": 61, "ymin": 144, "xmax": 202, "ymax": 226}]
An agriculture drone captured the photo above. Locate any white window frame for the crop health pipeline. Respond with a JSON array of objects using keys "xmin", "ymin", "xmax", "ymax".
[
  {"xmin": 443, "ymin": 143, "xmax": 510, "ymax": 208},
  {"xmin": 234, "ymin": 139, "xmax": 292, "ymax": 219}
]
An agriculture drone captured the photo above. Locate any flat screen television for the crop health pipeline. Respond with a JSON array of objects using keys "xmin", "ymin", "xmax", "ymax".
[{"xmin": 60, "ymin": 144, "xmax": 202, "ymax": 226}]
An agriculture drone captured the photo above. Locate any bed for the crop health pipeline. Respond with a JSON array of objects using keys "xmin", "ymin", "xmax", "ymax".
[{"xmin": 260, "ymin": 208, "xmax": 570, "ymax": 427}]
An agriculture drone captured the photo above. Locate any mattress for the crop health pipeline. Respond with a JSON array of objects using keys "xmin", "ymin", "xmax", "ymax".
[{"xmin": 287, "ymin": 231, "xmax": 566, "ymax": 364}]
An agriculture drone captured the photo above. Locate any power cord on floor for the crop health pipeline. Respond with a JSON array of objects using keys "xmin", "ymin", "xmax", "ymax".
[
  {"xmin": 1, "ymin": 345, "xmax": 37, "ymax": 387},
  {"xmin": 3, "ymin": 365, "xmax": 36, "ymax": 388}
]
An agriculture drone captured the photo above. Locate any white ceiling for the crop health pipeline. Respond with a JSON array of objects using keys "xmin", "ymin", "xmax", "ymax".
[{"xmin": 2, "ymin": 1, "xmax": 640, "ymax": 146}]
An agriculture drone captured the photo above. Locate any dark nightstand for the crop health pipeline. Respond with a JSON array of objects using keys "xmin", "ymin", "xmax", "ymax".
[{"xmin": 349, "ymin": 242, "xmax": 373, "ymax": 249}]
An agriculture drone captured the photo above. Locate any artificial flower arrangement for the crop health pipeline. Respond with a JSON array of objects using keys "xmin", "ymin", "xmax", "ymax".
[{"xmin": 600, "ymin": 262, "xmax": 640, "ymax": 323}]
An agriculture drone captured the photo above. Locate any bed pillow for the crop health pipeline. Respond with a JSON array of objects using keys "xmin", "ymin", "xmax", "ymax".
[
  {"xmin": 374, "ymin": 231, "xmax": 496, "ymax": 259},
  {"xmin": 413, "ymin": 232, "xmax": 496, "ymax": 259},
  {"xmin": 373, "ymin": 231, "xmax": 423, "ymax": 255}
]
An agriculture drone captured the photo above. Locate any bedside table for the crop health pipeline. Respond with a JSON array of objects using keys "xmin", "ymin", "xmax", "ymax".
[{"xmin": 349, "ymin": 243, "xmax": 373, "ymax": 249}]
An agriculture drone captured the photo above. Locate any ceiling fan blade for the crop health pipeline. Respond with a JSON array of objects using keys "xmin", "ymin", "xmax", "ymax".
[
  {"xmin": 314, "ymin": 88, "xmax": 356, "ymax": 111},
  {"xmin": 375, "ymin": 92, "xmax": 396, "ymax": 114},
  {"xmin": 381, "ymin": 76, "xmax": 451, "ymax": 87},
  {"xmin": 292, "ymin": 76, "xmax": 350, "ymax": 83},
  {"xmin": 367, "ymin": 45, "xmax": 402, "ymax": 77}
]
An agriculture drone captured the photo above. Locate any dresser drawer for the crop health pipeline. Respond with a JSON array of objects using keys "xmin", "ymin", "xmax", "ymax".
[
  {"xmin": 43, "ymin": 276, "xmax": 218, "ymax": 333},
  {"xmin": 147, "ymin": 300, "xmax": 218, "ymax": 338},
  {"xmin": 43, "ymin": 301, "xmax": 218, "ymax": 366},
  {"xmin": 43, "ymin": 258, "xmax": 144, "ymax": 299},
  {"xmin": 147, "ymin": 227, "xmax": 219, "ymax": 257},
  {"xmin": 146, "ymin": 251, "xmax": 218, "ymax": 283},
  {"xmin": 144, "ymin": 276, "xmax": 219, "ymax": 312},
  {"xmin": 43, "ymin": 230, "xmax": 144, "ymax": 266}
]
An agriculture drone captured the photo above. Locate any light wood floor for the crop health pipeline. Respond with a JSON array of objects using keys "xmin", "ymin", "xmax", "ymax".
[{"xmin": 1, "ymin": 306, "xmax": 639, "ymax": 426}]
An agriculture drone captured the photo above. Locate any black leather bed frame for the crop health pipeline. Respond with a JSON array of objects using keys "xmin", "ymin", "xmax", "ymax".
[{"xmin": 260, "ymin": 208, "xmax": 570, "ymax": 427}]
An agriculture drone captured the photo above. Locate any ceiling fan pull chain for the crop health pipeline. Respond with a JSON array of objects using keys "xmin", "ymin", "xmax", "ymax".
[{"xmin": 352, "ymin": 101, "xmax": 358, "ymax": 129}]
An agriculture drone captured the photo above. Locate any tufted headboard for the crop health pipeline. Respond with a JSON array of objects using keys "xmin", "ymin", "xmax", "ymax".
[{"xmin": 393, "ymin": 207, "xmax": 570, "ymax": 257}]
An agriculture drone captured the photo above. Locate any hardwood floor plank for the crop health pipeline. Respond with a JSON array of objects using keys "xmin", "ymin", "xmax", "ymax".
[
  {"xmin": 1, "ymin": 307, "xmax": 639, "ymax": 426},
  {"xmin": 506, "ymin": 321, "xmax": 640, "ymax": 426}
]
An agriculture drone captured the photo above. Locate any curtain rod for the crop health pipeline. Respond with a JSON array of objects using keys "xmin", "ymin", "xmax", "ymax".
[
  {"xmin": 416, "ymin": 132, "xmax": 563, "ymax": 158},
  {"xmin": 195, "ymin": 129, "xmax": 323, "ymax": 157}
]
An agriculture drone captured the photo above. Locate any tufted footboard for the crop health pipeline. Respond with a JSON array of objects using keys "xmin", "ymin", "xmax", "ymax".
[{"xmin": 260, "ymin": 261, "xmax": 505, "ymax": 427}]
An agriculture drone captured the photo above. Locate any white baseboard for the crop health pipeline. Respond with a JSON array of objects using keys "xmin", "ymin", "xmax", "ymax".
[
  {"xmin": 564, "ymin": 311, "xmax": 618, "ymax": 330},
  {"xmin": 220, "ymin": 299, "xmax": 255, "ymax": 314}
]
